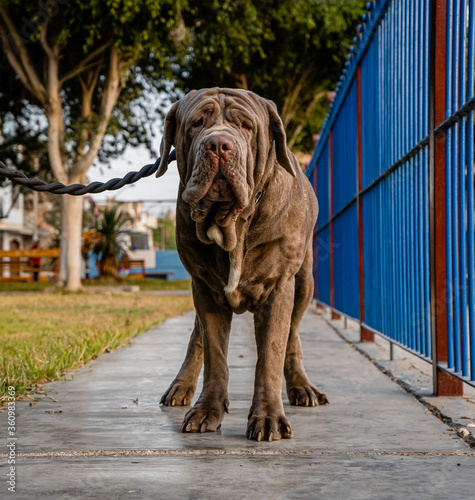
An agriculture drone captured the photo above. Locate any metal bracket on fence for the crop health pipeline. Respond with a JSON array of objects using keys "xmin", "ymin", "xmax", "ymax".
[{"xmin": 0, "ymin": 150, "xmax": 176, "ymax": 196}]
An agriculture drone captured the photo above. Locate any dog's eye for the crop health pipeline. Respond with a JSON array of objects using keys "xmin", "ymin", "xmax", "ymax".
[
  {"xmin": 192, "ymin": 117, "xmax": 204, "ymax": 128},
  {"xmin": 241, "ymin": 121, "xmax": 251, "ymax": 132}
]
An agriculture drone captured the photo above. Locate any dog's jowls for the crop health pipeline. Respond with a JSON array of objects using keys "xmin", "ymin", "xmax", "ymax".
[{"xmin": 157, "ymin": 88, "xmax": 328, "ymax": 441}]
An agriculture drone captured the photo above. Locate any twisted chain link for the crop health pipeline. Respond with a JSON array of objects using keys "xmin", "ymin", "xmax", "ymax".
[{"xmin": 0, "ymin": 150, "xmax": 176, "ymax": 196}]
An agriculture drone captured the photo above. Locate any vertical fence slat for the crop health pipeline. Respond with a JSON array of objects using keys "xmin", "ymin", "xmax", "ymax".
[
  {"xmin": 329, "ymin": 130, "xmax": 340, "ymax": 321},
  {"xmin": 458, "ymin": 2, "xmax": 469, "ymax": 376},
  {"xmin": 468, "ymin": 0, "xmax": 475, "ymax": 380},
  {"xmin": 445, "ymin": 0, "xmax": 456, "ymax": 371},
  {"xmin": 453, "ymin": 0, "xmax": 462, "ymax": 374},
  {"xmin": 425, "ymin": 3, "xmax": 432, "ymax": 354}
]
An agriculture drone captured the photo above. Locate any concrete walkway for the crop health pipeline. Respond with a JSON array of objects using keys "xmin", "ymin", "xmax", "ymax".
[{"xmin": 2, "ymin": 308, "xmax": 474, "ymax": 499}]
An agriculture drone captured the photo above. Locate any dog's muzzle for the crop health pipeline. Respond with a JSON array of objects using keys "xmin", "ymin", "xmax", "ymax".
[{"xmin": 182, "ymin": 133, "xmax": 248, "ymax": 226}]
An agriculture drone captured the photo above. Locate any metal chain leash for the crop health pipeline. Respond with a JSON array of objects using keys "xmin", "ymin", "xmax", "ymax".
[{"xmin": 0, "ymin": 150, "xmax": 176, "ymax": 196}]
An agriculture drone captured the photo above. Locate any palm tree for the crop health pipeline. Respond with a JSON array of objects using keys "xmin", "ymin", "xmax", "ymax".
[{"xmin": 93, "ymin": 205, "xmax": 132, "ymax": 279}]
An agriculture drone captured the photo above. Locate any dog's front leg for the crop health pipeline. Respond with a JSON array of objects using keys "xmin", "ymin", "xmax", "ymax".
[
  {"xmin": 160, "ymin": 314, "xmax": 203, "ymax": 407},
  {"xmin": 247, "ymin": 277, "xmax": 295, "ymax": 442},
  {"xmin": 181, "ymin": 278, "xmax": 232, "ymax": 433}
]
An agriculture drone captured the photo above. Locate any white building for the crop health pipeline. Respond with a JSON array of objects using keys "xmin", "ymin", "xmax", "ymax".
[
  {"xmin": 0, "ymin": 184, "xmax": 27, "ymax": 250},
  {"xmin": 0, "ymin": 184, "xmax": 55, "ymax": 251}
]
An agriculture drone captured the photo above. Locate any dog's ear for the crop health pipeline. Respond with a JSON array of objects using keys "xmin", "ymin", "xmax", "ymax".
[
  {"xmin": 156, "ymin": 101, "xmax": 179, "ymax": 178},
  {"xmin": 266, "ymin": 101, "xmax": 296, "ymax": 177}
]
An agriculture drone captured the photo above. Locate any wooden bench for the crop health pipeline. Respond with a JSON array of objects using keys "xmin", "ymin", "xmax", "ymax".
[
  {"xmin": 145, "ymin": 271, "xmax": 175, "ymax": 280},
  {"xmin": 0, "ymin": 249, "xmax": 60, "ymax": 282},
  {"xmin": 118, "ymin": 259, "xmax": 146, "ymax": 279}
]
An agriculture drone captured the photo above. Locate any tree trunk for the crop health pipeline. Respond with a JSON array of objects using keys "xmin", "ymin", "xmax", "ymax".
[
  {"xmin": 56, "ymin": 178, "xmax": 84, "ymax": 291},
  {"xmin": 64, "ymin": 188, "xmax": 84, "ymax": 291},
  {"xmin": 58, "ymin": 196, "xmax": 68, "ymax": 285},
  {"xmin": 0, "ymin": 11, "xmax": 124, "ymax": 292},
  {"xmin": 100, "ymin": 255, "xmax": 121, "ymax": 279}
]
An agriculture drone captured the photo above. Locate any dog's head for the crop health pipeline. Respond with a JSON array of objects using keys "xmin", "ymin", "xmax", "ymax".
[{"xmin": 156, "ymin": 88, "xmax": 296, "ymax": 248}]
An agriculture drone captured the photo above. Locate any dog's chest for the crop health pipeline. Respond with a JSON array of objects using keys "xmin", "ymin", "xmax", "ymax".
[{"xmin": 223, "ymin": 245, "xmax": 292, "ymax": 313}]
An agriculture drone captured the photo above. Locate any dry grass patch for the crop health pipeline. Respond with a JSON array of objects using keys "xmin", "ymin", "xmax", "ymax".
[{"xmin": 0, "ymin": 293, "xmax": 193, "ymax": 397}]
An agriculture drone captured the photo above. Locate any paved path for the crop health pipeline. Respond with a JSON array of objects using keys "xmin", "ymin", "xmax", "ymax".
[{"xmin": 1, "ymin": 309, "xmax": 474, "ymax": 499}]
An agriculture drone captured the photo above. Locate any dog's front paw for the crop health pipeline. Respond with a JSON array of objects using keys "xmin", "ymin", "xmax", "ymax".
[
  {"xmin": 288, "ymin": 384, "xmax": 329, "ymax": 407},
  {"xmin": 160, "ymin": 380, "xmax": 196, "ymax": 407},
  {"xmin": 181, "ymin": 399, "xmax": 229, "ymax": 433},
  {"xmin": 246, "ymin": 410, "xmax": 293, "ymax": 442}
]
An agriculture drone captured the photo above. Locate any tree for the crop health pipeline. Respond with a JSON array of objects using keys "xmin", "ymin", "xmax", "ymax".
[
  {"xmin": 0, "ymin": 80, "xmax": 52, "ymax": 178},
  {"xmin": 0, "ymin": 116, "xmax": 53, "ymax": 187},
  {"xmin": 176, "ymin": 0, "xmax": 366, "ymax": 152},
  {"xmin": 153, "ymin": 217, "xmax": 177, "ymax": 250},
  {"xmin": 1, "ymin": 0, "xmax": 364, "ymax": 290},
  {"xmin": 93, "ymin": 205, "xmax": 131, "ymax": 278},
  {"xmin": 0, "ymin": 106, "xmax": 56, "ymax": 225},
  {"xmin": 0, "ymin": 0, "xmax": 186, "ymax": 290}
]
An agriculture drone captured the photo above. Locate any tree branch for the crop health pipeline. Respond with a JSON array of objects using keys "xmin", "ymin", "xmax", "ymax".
[
  {"xmin": 39, "ymin": 23, "xmax": 55, "ymax": 59},
  {"xmin": 281, "ymin": 66, "xmax": 313, "ymax": 128},
  {"xmin": 73, "ymin": 45, "xmax": 123, "ymax": 175},
  {"xmin": 287, "ymin": 90, "xmax": 326, "ymax": 149},
  {"xmin": 0, "ymin": 6, "xmax": 47, "ymax": 103},
  {"xmin": 77, "ymin": 67, "xmax": 101, "ymax": 155},
  {"xmin": 0, "ymin": 24, "xmax": 37, "ymax": 98},
  {"xmin": 233, "ymin": 72, "xmax": 248, "ymax": 90},
  {"xmin": 60, "ymin": 40, "xmax": 113, "ymax": 84},
  {"xmin": 281, "ymin": 72, "xmax": 297, "ymax": 121},
  {"xmin": 43, "ymin": 34, "xmax": 68, "ymax": 183}
]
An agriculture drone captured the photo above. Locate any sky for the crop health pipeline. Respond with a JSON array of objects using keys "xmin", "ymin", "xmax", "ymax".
[{"xmin": 88, "ymin": 141, "xmax": 180, "ymax": 217}]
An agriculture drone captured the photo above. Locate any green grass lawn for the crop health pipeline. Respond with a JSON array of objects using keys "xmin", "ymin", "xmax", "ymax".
[
  {"xmin": 0, "ymin": 293, "xmax": 193, "ymax": 398},
  {"xmin": 82, "ymin": 277, "xmax": 192, "ymax": 290},
  {"xmin": 0, "ymin": 278, "xmax": 192, "ymax": 293},
  {"xmin": 0, "ymin": 281, "xmax": 53, "ymax": 292}
]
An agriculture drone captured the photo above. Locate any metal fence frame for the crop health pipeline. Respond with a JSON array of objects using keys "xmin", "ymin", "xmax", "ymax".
[{"xmin": 307, "ymin": 0, "xmax": 475, "ymax": 395}]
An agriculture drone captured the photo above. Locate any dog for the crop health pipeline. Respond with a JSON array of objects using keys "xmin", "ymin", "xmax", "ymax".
[{"xmin": 156, "ymin": 88, "xmax": 328, "ymax": 442}]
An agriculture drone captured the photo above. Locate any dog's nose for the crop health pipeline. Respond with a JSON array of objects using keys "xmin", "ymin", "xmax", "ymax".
[{"xmin": 204, "ymin": 135, "xmax": 234, "ymax": 158}]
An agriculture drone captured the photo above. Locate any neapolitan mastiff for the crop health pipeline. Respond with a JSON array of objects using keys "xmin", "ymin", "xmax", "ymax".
[{"xmin": 156, "ymin": 88, "xmax": 328, "ymax": 442}]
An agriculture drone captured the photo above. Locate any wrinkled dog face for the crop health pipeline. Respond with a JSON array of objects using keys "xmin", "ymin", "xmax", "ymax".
[
  {"xmin": 156, "ymin": 88, "xmax": 296, "ymax": 249},
  {"xmin": 180, "ymin": 91, "xmax": 256, "ymax": 227}
]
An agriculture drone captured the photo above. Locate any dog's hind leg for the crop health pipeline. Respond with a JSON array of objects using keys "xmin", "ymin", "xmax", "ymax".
[
  {"xmin": 160, "ymin": 315, "xmax": 203, "ymax": 406},
  {"xmin": 284, "ymin": 246, "xmax": 329, "ymax": 407}
]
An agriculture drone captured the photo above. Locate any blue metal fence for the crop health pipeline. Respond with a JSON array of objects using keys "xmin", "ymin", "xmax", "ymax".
[
  {"xmin": 307, "ymin": 0, "xmax": 475, "ymax": 392},
  {"xmin": 316, "ymin": 226, "xmax": 331, "ymax": 305},
  {"xmin": 316, "ymin": 139, "xmax": 330, "ymax": 229},
  {"xmin": 333, "ymin": 202, "xmax": 359, "ymax": 320},
  {"xmin": 443, "ymin": 0, "xmax": 475, "ymax": 381}
]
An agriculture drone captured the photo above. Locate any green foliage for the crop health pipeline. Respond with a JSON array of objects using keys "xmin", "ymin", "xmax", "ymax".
[
  {"xmin": 0, "ymin": 108, "xmax": 53, "ymax": 187},
  {"xmin": 0, "ymin": 0, "xmax": 188, "ymax": 166},
  {"xmin": 176, "ymin": 0, "xmax": 366, "ymax": 152},
  {"xmin": 0, "ymin": 0, "xmax": 365, "ymax": 173},
  {"xmin": 153, "ymin": 218, "xmax": 177, "ymax": 250},
  {"xmin": 93, "ymin": 205, "xmax": 132, "ymax": 275}
]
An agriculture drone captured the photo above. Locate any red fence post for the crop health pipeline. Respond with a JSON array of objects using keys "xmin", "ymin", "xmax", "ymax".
[
  {"xmin": 431, "ymin": 0, "xmax": 463, "ymax": 395},
  {"xmin": 357, "ymin": 64, "xmax": 374, "ymax": 342},
  {"xmin": 329, "ymin": 130, "xmax": 341, "ymax": 320}
]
